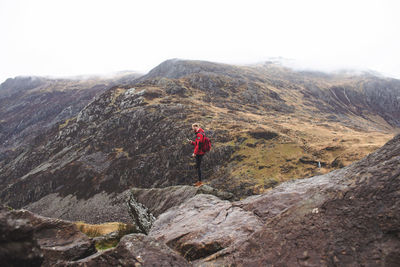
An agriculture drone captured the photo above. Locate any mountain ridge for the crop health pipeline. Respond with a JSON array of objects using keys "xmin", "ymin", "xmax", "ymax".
[{"xmin": 0, "ymin": 72, "xmax": 142, "ymax": 153}]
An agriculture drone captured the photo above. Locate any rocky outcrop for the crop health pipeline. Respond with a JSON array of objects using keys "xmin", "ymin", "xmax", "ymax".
[
  {"xmin": 126, "ymin": 185, "xmax": 236, "ymax": 234},
  {"xmin": 0, "ymin": 206, "xmax": 44, "ymax": 267},
  {"xmin": 129, "ymin": 185, "xmax": 236, "ymax": 218},
  {"xmin": 0, "ymin": 207, "xmax": 96, "ymax": 266},
  {"xmin": 149, "ymin": 194, "xmax": 263, "ymax": 261},
  {"xmin": 0, "ymin": 207, "xmax": 189, "ymax": 266},
  {"xmin": 62, "ymin": 234, "xmax": 190, "ymax": 267},
  {"xmin": 128, "ymin": 192, "xmax": 156, "ymax": 234}
]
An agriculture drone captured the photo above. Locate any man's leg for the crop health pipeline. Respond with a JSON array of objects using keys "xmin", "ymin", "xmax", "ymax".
[{"xmin": 195, "ymin": 154, "xmax": 203, "ymax": 182}]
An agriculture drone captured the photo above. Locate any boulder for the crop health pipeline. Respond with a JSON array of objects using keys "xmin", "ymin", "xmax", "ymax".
[
  {"xmin": 0, "ymin": 208, "xmax": 96, "ymax": 266},
  {"xmin": 149, "ymin": 194, "xmax": 263, "ymax": 261},
  {"xmin": 0, "ymin": 206, "xmax": 43, "ymax": 267}
]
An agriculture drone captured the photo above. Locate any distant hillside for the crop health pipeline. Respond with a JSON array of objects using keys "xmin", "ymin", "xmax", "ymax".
[
  {"xmin": 0, "ymin": 72, "xmax": 141, "ymax": 153},
  {"xmin": 0, "ymin": 59, "xmax": 399, "ymax": 222}
]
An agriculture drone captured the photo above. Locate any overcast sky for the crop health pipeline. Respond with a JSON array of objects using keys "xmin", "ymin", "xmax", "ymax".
[{"xmin": 1, "ymin": 0, "xmax": 399, "ymax": 83}]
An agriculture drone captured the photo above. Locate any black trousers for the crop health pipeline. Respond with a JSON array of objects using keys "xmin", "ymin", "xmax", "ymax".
[{"xmin": 195, "ymin": 154, "xmax": 203, "ymax": 181}]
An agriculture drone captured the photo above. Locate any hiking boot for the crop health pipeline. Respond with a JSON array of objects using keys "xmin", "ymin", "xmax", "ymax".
[{"xmin": 193, "ymin": 181, "xmax": 203, "ymax": 187}]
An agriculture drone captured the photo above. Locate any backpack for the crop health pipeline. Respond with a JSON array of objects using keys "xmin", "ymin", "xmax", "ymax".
[{"xmin": 199, "ymin": 132, "xmax": 212, "ymax": 153}]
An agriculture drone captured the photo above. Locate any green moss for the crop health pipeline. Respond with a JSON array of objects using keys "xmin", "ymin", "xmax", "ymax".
[
  {"xmin": 95, "ymin": 240, "xmax": 119, "ymax": 250},
  {"xmin": 58, "ymin": 117, "xmax": 76, "ymax": 130}
]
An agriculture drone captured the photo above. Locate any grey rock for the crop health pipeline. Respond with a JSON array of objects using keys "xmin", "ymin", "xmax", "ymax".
[
  {"xmin": 127, "ymin": 193, "xmax": 156, "ymax": 234},
  {"xmin": 129, "ymin": 185, "xmax": 235, "ymax": 218},
  {"xmin": 149, "ymin": 194, "xmax": 263, "ymax": 261}
]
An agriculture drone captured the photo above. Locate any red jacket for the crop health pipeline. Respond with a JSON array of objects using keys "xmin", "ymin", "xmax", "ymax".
[{"xmin": 191, "ymin": 128, "xmax": 205, "ymax": 155}]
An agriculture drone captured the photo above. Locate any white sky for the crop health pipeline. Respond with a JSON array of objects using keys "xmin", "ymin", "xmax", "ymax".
[{"xmin": 1, "ymin": 0, "xmax": 399, "ymax": 83}]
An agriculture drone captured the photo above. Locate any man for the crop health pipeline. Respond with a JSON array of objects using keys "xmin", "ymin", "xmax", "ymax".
[{"xmin": 188, "ymin": 123, "xmax": 205, "ymax": 187}]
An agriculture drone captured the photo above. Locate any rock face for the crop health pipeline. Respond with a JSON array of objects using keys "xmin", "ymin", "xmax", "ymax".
[
  {"xmin": 127, "ymin": 192, "xmax": 156, "ymax": 234},
  {"xmin": 126, "ymin": 185, "xmax": 236, "ymax": 234},
  {"xmin": 149, "ymin": 194, "xmax": 263, "ymax": 261},
  {"xmin": 0, "ymin": 207, "xmax": 96, "ymax": 266},
  {"xmin": 1, "ymin": 207, "xmax": 189, "ymax": 266},
  {"xmin": 0, "ymin": 75, "xmax": 140, "ymax": 153},
  {"xmin": 63, "ymin": 234, "xmax": 189, "ymax": 267}
]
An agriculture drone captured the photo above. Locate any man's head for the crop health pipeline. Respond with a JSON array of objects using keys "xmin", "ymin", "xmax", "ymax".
[{"xmin": 192, "ymin": 123, "xmax": 200, "ymax": 132}]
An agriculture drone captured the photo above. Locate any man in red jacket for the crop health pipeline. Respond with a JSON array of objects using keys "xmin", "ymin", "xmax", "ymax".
[{"xmin": 188, "ymin": 123, "xmax": 205, "ymax": 187}]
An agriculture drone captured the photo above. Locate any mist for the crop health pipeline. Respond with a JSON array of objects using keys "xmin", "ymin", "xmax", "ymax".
[{"xmin": 1, "ymin": 0, "xmax": 399, "ymax": 84}]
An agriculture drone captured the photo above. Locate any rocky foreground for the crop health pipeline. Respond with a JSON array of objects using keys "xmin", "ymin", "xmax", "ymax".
[{"xmin": 1, "ymin": 134, "xmax": 399, "ymax": 266}]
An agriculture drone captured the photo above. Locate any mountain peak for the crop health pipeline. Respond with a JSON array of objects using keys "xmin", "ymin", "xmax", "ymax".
[{"xmin": 141, "ymin": 58, "xmax": 242, "ymax": 80}]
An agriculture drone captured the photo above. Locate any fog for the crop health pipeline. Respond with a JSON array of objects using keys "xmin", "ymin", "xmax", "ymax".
[{"xmin": 1, "ymin": 0, "xmax": 399, "ymax": 83}]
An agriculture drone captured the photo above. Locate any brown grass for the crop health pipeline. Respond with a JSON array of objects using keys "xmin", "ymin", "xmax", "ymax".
[
  {"xmin": 75, "ymin": 222, "xmax": 124, "ymax": 237},
  {"xmin": 196, "ymin": 101, "xmax": 395, "ymax": 194}
]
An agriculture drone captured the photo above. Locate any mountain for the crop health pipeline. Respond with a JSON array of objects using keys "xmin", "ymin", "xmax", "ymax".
[{"xmin": 0, "ymin": 59, "xmax": 399, "ymax": 223}]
